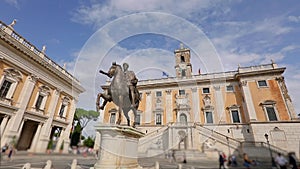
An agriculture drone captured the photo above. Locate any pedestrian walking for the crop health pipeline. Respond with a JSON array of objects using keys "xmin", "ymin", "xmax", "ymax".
[
  {"xmin": 7, "ymin": 144, "xmax": 15, "ymax": 161},
  {"xmin": 231, "ymin": 154, "xmax": 238, "ymax": 167},
  {"xmin": 219, "ymin": 152, "xmax": 226, "ymax": 169},
  {"xmin": 275, "ymin": 153, "xmax": 288, "ymax": 169},
  {"xmin": 288, "ymin": 152, "xmax": 298, "ymax": 169}
]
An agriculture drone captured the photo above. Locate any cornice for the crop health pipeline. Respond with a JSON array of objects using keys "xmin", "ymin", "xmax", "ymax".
[
  {"xmin": 0, "ymin": 48, "xmax": 84, "ymax": 96},
  {"xmin": 0, "ymin": 28, "xmax": 85, "ymax": 94},
  {"xmin": 235, "ymin": 67, "xmax": 285, "ymax": 79}
]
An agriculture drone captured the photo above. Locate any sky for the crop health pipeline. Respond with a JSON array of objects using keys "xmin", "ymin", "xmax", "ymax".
[{"xmin": 1, "ymin": 0, "xmax": 300, "ymax": 136}]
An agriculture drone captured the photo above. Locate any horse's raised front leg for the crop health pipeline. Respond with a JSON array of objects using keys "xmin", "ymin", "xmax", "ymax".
[
  {"xmin": 96, "ymin": 92, "xmax": 111, "ymax": 112},
  {"xmin": 96, "ymin": 93, "xmax": 102, "ymax": 112}
]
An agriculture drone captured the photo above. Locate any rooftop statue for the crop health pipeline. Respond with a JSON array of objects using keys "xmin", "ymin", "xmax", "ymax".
[{"xmin": 96, "ymin": 62, "xmax": 140, "ymax": 127}]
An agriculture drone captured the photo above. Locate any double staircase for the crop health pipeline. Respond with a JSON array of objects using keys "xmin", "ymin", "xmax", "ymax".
[{"xmin": 138, "ymin": 123, "xmax": 288, "ymax": 160}]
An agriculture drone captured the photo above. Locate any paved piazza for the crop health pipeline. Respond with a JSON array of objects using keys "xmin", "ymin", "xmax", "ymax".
[{"xmin": 0, "ymin": 152, "xmax": 275, "ymax": 169}]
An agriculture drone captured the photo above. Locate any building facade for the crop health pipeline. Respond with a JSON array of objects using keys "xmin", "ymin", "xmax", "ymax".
[
  {"xmin": 0, "ymin": 21, "xmax": 85, "ymax": 153},
  {"xmin": 101, "ymin": 46, "xmax": 300, "ymax": 158}
]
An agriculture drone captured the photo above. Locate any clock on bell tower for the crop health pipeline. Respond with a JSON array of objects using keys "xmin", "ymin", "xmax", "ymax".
[{"xmin": 174, "ymin": 43, "xmax": 192, "ymax": 78}]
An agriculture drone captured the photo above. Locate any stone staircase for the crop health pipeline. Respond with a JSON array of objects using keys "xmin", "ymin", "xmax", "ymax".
[
  {"xmin": 138, "ymin": 122, "xmax": 289, "ymax": 165},
  {"xmin": 194, "ymin": 124, "xmax": 288, "ymax": 159},
  {"xmin": 173, "ymin": 149, "xmax": 206, "ymax": 162}
]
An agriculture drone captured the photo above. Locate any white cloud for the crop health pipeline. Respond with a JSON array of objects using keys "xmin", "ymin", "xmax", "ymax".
[
  {"xmin": 253, "ymin": 17, "xmax": 292, "ymax": 35},
  {"xmin": 288, "ymin": 15, "xmax": 300, "ymax": 23},
  {"xmin": 68, "ymin": 1, "xmax": 300, "ymax": 119},
  {"xmin": 280, "ymin": 45, "xmax": 300, "ymax": 53},
  {"xmin": 71, "ymin": 0, "xmax": 232, "ymax": 28},
  {"xmin": 218, "ymin": 51, "xmax": 261, "ymax": 70},
  {"xmin": 4, "ymin": 0, "xmax": 18, "ymax": 8},
  {"xmin": 70, "ymin": 12, "xmax": 223, "ymax": 110}
]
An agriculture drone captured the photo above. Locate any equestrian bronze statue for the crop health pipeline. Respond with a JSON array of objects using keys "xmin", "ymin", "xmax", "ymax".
[{"xmin": 96, "ymin": 62, "xmax": 140, "ymax": 127}]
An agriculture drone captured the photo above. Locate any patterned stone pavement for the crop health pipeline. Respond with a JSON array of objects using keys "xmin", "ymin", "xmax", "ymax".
[{"xmin": 0, "ymin": 152, "xmax": 276, "ymax": 169}]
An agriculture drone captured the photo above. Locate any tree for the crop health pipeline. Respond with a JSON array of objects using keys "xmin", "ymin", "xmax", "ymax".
[
  {"xmin": 83, "ymin": 136, "xmax": 95, "ymax": 148},
  {"xmin": 75, "ymin": 108, "xmax": 99, "ymax": 130},
  {"xmin": 70, "ymin": 108, "xmax": 99, "ymax": 146},
  {"xmin": 70, "ymin": 122, "xmax": 81, "ymax": 147}
]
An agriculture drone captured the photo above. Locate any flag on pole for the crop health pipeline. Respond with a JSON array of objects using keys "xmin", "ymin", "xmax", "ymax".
[{"xmin": 162, "ymin": 71, "xmax": 169, "ymax": 77}]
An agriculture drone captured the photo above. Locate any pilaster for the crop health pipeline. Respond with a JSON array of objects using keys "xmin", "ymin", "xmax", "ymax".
[
  {"xmin": 276, "ymin": 77, "xmax": 297, "ymax": 119},
  {"xmin": 165, "ymin": 90, "xmax": 173, "ymax": 123},
  {"xmin": 35, "ymin": 88, "xmax": 60, "ymax": 153},
  {"xmin": 145, "ymin": 91, "xmax": 152, "ymax": 124},
  {"xmin": 0, "ymin": 115, "xmax": 9, "ymax": 137},
  {"xmin": 239, "ymin": 80, "xmax": 257, "ymax": 121},
  {"xmin": 191, "ymin": 88, "xmax": 200, "ymax": 123},
  {"xmin": 214, "ymin": 85, "xmax": 225, "ymax": 123},
  {"xmin": 28, "ymin": 123, "xmax": 42, "ymax": 152}
]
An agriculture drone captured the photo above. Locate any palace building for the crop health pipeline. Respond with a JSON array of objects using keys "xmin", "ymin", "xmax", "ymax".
[
  {"xmin": 0, "ymin": 20, "xmax": 84, "ymax": 153},
  {"xmin": 101, "ymin": 45, "xmax": 300, "ymax": 159}
]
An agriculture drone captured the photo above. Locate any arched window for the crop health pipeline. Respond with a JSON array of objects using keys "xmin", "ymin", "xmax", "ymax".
[{"xmin": 180, "ymin": 55, "xmax": 185, "ymax": 62}]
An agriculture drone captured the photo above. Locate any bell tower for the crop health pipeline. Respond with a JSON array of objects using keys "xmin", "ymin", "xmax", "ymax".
[{"xmin": 174, "ymin": 44, "xmax": 192, "ymax": 78}]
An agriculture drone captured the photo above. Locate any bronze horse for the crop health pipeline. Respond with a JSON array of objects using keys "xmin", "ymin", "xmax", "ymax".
[{"xmin": 96, "ymin": 63, "xmax": 140, "ymax": 127}]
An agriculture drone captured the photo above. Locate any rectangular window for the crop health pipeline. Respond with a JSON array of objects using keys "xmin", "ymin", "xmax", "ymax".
[
  {"xmin": 156, "ymin": 91, "xmax": 162, "ymax": 97},
  {"xmin": 266, "ymin": 107, "xmax": 278, "ymax": 121},
  {"xmin": 179, "ymin": 89, "xmax": 185, "ymax": 96},
  {"xmin": 156, "ymin": 114, "xmax": 162, "ymax": 125},
  {"xmin": 258, "ymin": 80, "xmax": 268, "ymax": 87},
  {"xmin": 0, "ymin": 80, "xmax": 12, "ymax": 98},
  {"xmin": 110, "ymin": 113, "xmax": 116, "ymax": 124},
  {"xmin": 59, "ymin": 105, "xmax": 66, "ymax": 117},
  {"xmin": 35, "ymin": 95, "xmax": 44, "ymax": 110},
  {"xmin": 226, "ymin": 85, "xmax": 234, "ymax": 92},
  {"xmin": 135, "ymin": 114, "xmax": 141, "ymax": 125},
  {"xmin": 205, "ymin": 112, "xmax": 213, "ymax": 123},
  {"xmin": 181, "ymin": 69, "xmax": 186, "ymax": 77},
  {"xmin": 203, "ymin": 87, "xmax": 210, "ymax": 94},
  {"xmin": 231, "ymin": 110, "xmax": 240, "ymax": 123}
]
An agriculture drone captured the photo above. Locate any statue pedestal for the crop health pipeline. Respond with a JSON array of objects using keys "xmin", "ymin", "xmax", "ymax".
[{"xmin": 93, "ymin": 124, "xmax": 145, "ymax": 169}]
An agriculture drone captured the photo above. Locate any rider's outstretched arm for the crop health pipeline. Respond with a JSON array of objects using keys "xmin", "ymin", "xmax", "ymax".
[{"xmin": 99, "ymin": 70, "xmax": 112, "ymax": 78}]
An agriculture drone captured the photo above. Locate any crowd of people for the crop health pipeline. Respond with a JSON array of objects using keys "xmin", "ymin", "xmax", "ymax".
[{"xmin": 218, "ymin": 151, "xmax": 299, "ymax": 169}]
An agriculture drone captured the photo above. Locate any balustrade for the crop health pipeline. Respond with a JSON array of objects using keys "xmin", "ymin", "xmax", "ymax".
[{"xmin": 0, "ymin": 20, "xmax": 80, "ymax": 84}]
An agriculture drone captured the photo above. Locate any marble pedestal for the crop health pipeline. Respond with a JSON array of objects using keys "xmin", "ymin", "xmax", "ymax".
[{"xmin": 93, "ymin": 124, "xmax": 145, "ymax": 169}]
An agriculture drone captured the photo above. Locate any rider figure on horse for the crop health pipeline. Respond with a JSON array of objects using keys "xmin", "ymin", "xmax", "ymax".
[
  {"xmin": 97, "ymin": 62, "xmax": 140, "ymax": 111},
  {"xmin": 123, "ymin": 63, "xmax": 139, "ymax": 108}
]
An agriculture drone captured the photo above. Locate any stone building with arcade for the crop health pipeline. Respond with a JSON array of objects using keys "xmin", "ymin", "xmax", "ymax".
[
  {"xmin": 0, "ymin": 20, "xmax": 84, "ymax": 153},
  {"xmin": 101, "ymin": 45, "xmax": 300, "ymax": 159}
]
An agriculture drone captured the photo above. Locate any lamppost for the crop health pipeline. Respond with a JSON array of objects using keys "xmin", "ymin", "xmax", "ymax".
[{"xmin": 264, "ymin": 133, "xmax": 276, "ymax": 168}]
